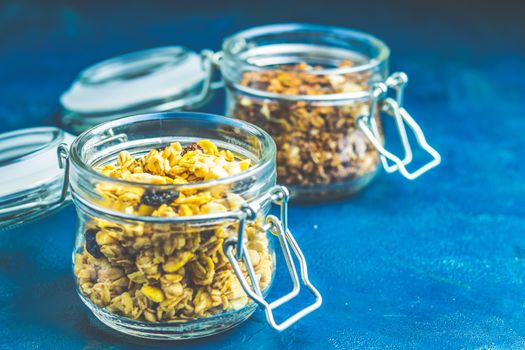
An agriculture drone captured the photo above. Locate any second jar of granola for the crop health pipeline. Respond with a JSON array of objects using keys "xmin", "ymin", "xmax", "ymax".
[{"xmin": 220, "ymin": 24, "xmax": 440, "ymax": 200}]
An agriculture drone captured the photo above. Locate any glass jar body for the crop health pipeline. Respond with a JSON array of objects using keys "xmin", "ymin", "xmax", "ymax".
[
  {"xmin": 73, "ymin": 205, "xmax": 275, "ymax": 339},
  {"xmin": 69, "ymin": 113, "xmax": 278, "ymax": 339},
  {"xmin": 221, "ymin": 24, "xmax": 390, "ymax": 200}
]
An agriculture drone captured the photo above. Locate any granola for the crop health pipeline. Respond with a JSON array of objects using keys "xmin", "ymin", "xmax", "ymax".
[
  {"xmin": 74, "ymin": 140, "xmax": 273, "ymax": 322},
  {"xmin": 231, "ymin": 61, "xmax": 380, "ymax": 193}
]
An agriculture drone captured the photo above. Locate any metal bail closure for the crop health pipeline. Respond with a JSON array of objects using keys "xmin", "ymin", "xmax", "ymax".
[
  {"xmin": 223, "ymin": 186, "xmax": 322, "ymax": 331},
  {"xmin": 357, "ymin": 72, "xmax": 441, "ymax": 180},
  {"xmin": 0, "ymin": 127, "xmax": 73, "ymax": 230}
]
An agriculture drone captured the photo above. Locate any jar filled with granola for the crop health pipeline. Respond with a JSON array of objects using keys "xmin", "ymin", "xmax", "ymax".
[
  {"xmin": 66, "ymin": 112, "xmax": 321, "ymax": 339},
  {"xmin": 60, "ymin": 24, "xmax": 440, "ymax": 201},
  {"xmin": 220, "ymin": 24, "xmax": 440, "ymax": 200}
]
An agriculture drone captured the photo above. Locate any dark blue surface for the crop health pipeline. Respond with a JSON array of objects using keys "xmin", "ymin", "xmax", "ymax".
[{"xmin": 1, "ymin": 1, "xmax": 525, "ymax": 349}]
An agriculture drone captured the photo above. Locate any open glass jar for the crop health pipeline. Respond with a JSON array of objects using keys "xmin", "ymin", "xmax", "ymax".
[
  {"xmin": 60, "ymin": 24, "xmax": 440, "ymax": 201},
  {"xmin": 220, "ymin": 24, "xmax": 441, "ymax": 200},
  {"xmin": 0, "ymin": 112, "xmax": 321, "ymax": 339}
]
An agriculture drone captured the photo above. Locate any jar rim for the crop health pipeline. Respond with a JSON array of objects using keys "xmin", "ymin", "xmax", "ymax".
[
  {"xmin": 69, "ymin": 111, "xmax": 276, "ymax": 192},
  {"xmin": 222, "ymin": 23, "xmax": 390, "ymax": 76}
]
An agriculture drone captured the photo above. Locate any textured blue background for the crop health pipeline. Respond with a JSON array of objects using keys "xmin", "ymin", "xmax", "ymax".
[{"xmin": 1, "ymin": 0, "xmax": 524, "ymax": 349}]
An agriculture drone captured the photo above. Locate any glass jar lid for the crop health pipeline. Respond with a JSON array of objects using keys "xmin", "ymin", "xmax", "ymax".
[
  {"xmin": 0, "ymin": 127, "xmax": 74, "ymax": 230},
  {"xmin": 60, "ymin": 47, "xmax": 212, "ymax": 133}
]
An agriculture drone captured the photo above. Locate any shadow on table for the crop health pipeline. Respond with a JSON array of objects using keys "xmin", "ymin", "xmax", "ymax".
[{"xmin": 77, "ymin": 315, "xmax": 245, "ymax": 349}]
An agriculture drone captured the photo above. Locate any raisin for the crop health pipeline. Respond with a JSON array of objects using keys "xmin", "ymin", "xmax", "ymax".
[
  {"xmin": 85, "ymin": 228, "xmax": 103, "ymax": 258},
  {"xmin": 180, "ymin": 143, "xmax": 203, "ymax": 156},
  {"xmin": 140, "ymin": 188, "xmax": 179, "ymax": 207}
]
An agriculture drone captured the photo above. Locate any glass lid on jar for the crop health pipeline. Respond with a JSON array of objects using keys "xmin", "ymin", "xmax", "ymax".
[
  {"xmin": 60, "ymin": 47, "xmax": 215, "ymax": 133},
  {"xmin": 0, "ymin": 127, "xmax": 74, "ymax": 230}
]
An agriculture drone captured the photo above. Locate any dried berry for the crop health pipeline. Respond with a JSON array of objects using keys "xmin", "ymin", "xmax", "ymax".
[
  {"xmin": 85, "ymin": 228, "xmax": 102, "ymax": 258},
  {"xmin": 140, "ymin": 188, "xmax": 179, "ymax": 207},
  {"xmin": 180, "ymin": 143, "xmax": 203, "ymax": 156}
]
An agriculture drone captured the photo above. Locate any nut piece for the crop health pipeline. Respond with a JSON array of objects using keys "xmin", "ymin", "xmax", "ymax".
[
  {"xmin": 163, "ymin": 252, "xmax": 194, "ymax": 273},
  {"xmin": 141, "ymin": 285, "xmax": 165, "ymax": 303}
]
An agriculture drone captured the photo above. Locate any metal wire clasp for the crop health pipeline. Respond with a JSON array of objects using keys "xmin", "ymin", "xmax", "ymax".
[
  {"xmin": 357, "ymin": 72, "xmax": 441, "ymax": 180},
  {"xmin": 223, "ymin": 185, "xmax": 322, "ymax": 331}
]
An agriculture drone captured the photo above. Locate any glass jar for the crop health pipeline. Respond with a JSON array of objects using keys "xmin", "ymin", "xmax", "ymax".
[
  {"xmin": 220, "ymin": 24, "xmax": 440, "ymax": 200},
  {"xmin": 67, "ymin": 112, "xmax": 321, "ymax": 339},
  {"xmin": 59, "ymin": 24, "xmax": 440, "ymax": 201}
]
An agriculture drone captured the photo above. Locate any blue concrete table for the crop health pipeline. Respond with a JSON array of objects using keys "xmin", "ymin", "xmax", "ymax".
[{"xmin": 1, "ymin": 1, "xmax": 524, "ymax": 349}]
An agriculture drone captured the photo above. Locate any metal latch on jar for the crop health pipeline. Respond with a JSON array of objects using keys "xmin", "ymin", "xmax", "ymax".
[
  {"xmin": 223, "ymin": 186, "xmax": 322, "ymax": 331},
  {"xmin": 357, "ymin": 72, "xmax": 441, "ymax": 180}
]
